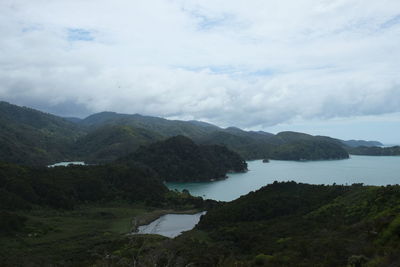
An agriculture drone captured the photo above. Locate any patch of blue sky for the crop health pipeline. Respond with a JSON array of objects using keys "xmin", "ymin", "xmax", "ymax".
[
  {"xmin": 67, "ymin": 28, "xmax": 94, "ymax": 41},
  {"xmin": 198, "ymin": 14, "xmax": 234, "ymax": 30},
  {"xmin": 380, "ymin": 14, "xmax": 400, "ymax": 29},
  {"xmin": 185, "ymin": 8, "xmax": 234, "ymax": 31},
  {"xmin": 21, "ymin": 24, "xmax": 42, "ymax": 33}
]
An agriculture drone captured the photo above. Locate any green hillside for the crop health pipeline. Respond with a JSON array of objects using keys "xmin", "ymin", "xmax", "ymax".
[
  {"xmin": 348, "ymin": 145, "xmax": 400, "ymax": 156},
  {"xmin": 85, "ymin": 182, "xmax": 399, "ymax": 267},
  {"xmin": 0, "ymin": 161, "xmax": 170, "ymax": 211},
  {"xmin": 80, "ymin": 112, "xmax": 220, "ymax": 140},
  {"xmin": 342, "ymin": 140, "xmax": 383, "ymax": 147},
  {"xmin": 0, "ymin": 101, "xmax": 384, "ymax": 166},
  {"xmin": 199, "ymin": 131, "xmax": 273, "ymax": 159},
  {"xmin": 120, "ymin": 135, "xmax": 248, "ymax": 182},
  {"xmin": 270, "ymin": 139, "xmax": 350, "ymax": 160},
  {"xmin": 183, "ymin": 182, "xmax": 400, "ymax": 266},
  {"xmin": 0, "ymin": 161, "xmax": 209, "ymax": 266},
  {"xmin": 74, "ymin": 125, "xmax": 164, "ymax": 163},
  {"xmin": 0, "ymin": 101, "xmax": 83, "ymax": 165}
]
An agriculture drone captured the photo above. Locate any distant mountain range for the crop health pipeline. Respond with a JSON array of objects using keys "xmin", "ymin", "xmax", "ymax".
[
  {"xmin": 341, "ymin": 139, "xmax": 383, "ymax": 147},
  {"xmin": 0, "ymin": 101, "xmax": 386, "ymax": 165}
]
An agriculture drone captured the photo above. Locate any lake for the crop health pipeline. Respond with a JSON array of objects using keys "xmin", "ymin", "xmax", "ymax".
[
  {"xmin": 166, "ymin": 155, "xmax": 400, "ymax": 201},
  {"xmin": 136, "ymin": 212, "xmax": 206, "ymax": 238}
]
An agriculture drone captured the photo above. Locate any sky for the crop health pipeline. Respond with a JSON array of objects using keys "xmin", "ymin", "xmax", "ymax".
[{"xmin": 1, "ymin": 0, "xmax": 400, "ymax": 143}]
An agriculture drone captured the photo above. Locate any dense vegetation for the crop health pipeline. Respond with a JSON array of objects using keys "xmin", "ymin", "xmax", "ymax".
[
  {"xmin": 79, "ymin": 111, "xmax": 220, "ymax": 140},
  {"xmin": 341, "ymin": 140, "xmax": 383, "ymax": 147},
  {"xmin": 5, "ymin": 165, "xmax": 400, "ymax": 267},
  {"xmin": 121, "ymin": 135, "xmax": 248, "ymax": 182},
  {"xmin": 186, "ymin": 182, "xmax": 400, "ymax": 266},
  {"xmin": 348, "ymin": 146, "xmax": 400, "ymax": 156},
  {"xmin": 0, "ymin": 101, "xmax": 83, "ymax": 165},
  {"xmin": 0, "ymin": 162, "xmax": 168, "ymax": 212},
  {"xmin": 199, "ymin": 130, "xmax": 279, "ymax": 159},
  {"xmin": 73, "ymin": 125, "xmax": 164, "ymax": 163},
  {"xmin": 269, "ymin": 139, "xmax": 350, "ymax": 161},
  {"xmin": 0, "ymin": 161, "xmax": 211, "ymax": 265},
  {"xmin": 0, "ymin": 101, "xmax": 386, "ymax": 165},
  {"xmin": 80, "ymin": 182, "xmax": 400, "ymax": 267},
  {"xmin": 1, "ymin": 101, "xmax": 399, "ymax": 266}
]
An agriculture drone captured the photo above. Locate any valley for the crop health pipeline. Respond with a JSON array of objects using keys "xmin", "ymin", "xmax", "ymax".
[{"xmin": 1, "ymin": 101, "xmax": 399, "ymax": 266}]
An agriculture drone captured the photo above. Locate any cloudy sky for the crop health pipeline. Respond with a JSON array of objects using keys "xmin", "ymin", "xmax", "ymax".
[{"xmin": 1, "ymin": 0, "xmax": 400, "ymax": 143}]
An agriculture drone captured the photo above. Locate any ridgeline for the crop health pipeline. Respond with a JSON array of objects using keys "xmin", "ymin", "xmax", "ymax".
[{"xmin": 0, "ymin": 101, "xmax": 386, "ymax": 166}]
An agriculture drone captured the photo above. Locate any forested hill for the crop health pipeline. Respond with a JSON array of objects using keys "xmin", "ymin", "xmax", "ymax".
[
  {"xmin": 73, "ymin": 125, "xmax": 164, "ymax": 163},
  {"xmin": 187, "ymin": 182, "xmax": 400, "ymax": 266},
  {"xmin": 342, "ymin": 139, "xmax": 383, "ymax": 147},
  {"xmin": 78, "ymin": 111, "xmax": 220, "ymax": 140},
  {"xmin": 0, "ymin": 161, "xmax": 168, "ymax": 211},
  {"xmin": 119, "ymin": 135, "xmax": 248, "ymax": 182},
  {"xmin": 269, "ymin": 139, "xmax": 350, "ymax": 160},
  {"xmin": 0, "ymin": 101, "xmax": 83, "ymax": 165},
  {"xmin": 44, "ymin": 181, "xmax": 400, "ymax": 266},
  {"xmin": 347, "ymin": 145, "xmax": 400, "ymax": 156},
  {"xmin": 0, "ymin": 101, "xmax": 384, "ymax": 165}
]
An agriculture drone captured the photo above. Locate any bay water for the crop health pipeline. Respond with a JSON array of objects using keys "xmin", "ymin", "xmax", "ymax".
[{"xmin": 167, "ymin": 155, "xmax": 400, "ymax": 201}]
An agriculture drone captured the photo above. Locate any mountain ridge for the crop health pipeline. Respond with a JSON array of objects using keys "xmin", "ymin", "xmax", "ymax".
[{"xmin": 0, "ymin": 100, "xmax": 388, "ymax": 165}]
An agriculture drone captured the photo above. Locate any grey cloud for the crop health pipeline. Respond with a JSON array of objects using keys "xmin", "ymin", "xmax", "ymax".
[{"xmin": 0, "ymin": 0, "xmax": 400, "ymax": 130}]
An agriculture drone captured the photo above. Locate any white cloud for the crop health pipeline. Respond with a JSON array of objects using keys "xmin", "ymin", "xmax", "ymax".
[{"xmin": 0, "ymin": 0, "xmax": 400, "ymax": 135}]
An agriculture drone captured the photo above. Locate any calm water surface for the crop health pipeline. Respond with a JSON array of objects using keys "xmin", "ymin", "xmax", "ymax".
[
  {"xmin": 167, "ymin": 155, "xmax": 400, "ymax": 201},
  {"xmin": 137, "ymin": 212, "xmax": 206, "ymax": 238}
]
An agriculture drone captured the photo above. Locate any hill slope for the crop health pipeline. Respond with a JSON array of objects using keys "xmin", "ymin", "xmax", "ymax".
[
  {"xmin": 0, "ymin": 101, "xmax": 384, "ymax": 165},
  {"xmin": 79, "ymin": 112, "xmax": 220, "ymax": 140},
  {"xmin": 342, "ymin": 139, "xmax": 383, "ymax": 147},
  {"xmin": 65, "ymin": 182, "xmax": 400, "ymax": 266},
  {"xmin": 0, "ymin": 161, "xmax": 167, "ymax": 211},
  {"xmin": 73, "ymin": 125, "xmax": 163, "ymax": 163},
  {"xmin": 0, "ymin": 101, "xmax": 83, "ymax": 165},
  {"xmin": 270, "ymin": 139, "xmax": 350, "ymax": 160},
  {"xmin": 189, "ymin": 182, "xmax": 400, "ymax": 266},
  {"xmin": 348, "ymin": 145, "xmax": 400, "ymax": 156},
  {"xmin": 120, "ymin": 135, "xmax": 248, "ymax": 182}
]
